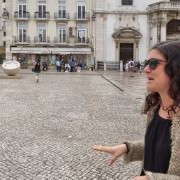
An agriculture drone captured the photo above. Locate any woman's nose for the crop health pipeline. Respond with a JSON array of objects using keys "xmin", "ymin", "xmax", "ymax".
[{"xmin": 144, "ymin": 65, "xmax": 151, "ymax": 73}]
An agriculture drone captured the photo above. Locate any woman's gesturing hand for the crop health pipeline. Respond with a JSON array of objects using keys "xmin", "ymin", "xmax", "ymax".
[
  {"xmin": 130, "ymin": 176, "xmax": 147, "ymax": 180},
  {"xmin": 92, "ymin": 144, "xmax": 127, "ymax": 165}
]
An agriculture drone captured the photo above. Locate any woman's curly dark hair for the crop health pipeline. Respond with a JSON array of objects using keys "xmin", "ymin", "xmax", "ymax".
[{"xmin": 143, "ymin": 41, "xmax": 180, "ymax": 114}]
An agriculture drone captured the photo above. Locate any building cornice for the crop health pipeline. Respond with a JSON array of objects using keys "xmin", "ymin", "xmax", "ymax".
[{"xmin": 93, "ymin": 10, "xmax": 147, "ymax": 15}]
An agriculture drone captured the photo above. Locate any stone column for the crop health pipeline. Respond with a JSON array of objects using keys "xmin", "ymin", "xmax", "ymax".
[
  {"xmin": 104, "ymin": 60, "xmax": 107, "ymax": 71},
  {"xmin": 120, "ymin": 60, "xmax": 123, "ymax": 72},
  {"xmin": 135, "ymin": 41, "xmax": 139, "ymax": 62}
]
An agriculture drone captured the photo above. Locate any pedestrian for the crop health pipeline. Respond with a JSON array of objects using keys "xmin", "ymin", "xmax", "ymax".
[
  {"xmin": 56, "ymin": 59, "xmax": 61, "ymax": 72},
  {"xmin": 124, "ymin": 61, "xmax": 129, "ymax": 72},
  {"xmin": 92, "ymin": 41, "xmax": 180, "ymax": 180},
  {"xmin": 61, "ymin": 58, "xmax": 65, "ymax": 72},
  {"xmin": 42, "ymin": 61, "xmax": 48, "ymax": 71},
  {"xmin": 70, "ymin": 58, "xmax": 76, "ymax": 72},
  {"xmin": 136, "ymin": 61, "xmax": 142, "ymax": 74},
  {"xmin": 128, "ymin": 59, "xmax": 135, "ymax": 77},
  {"xmin": 34, "ymin": 59, "xmax": 42, "ymax": 83}
]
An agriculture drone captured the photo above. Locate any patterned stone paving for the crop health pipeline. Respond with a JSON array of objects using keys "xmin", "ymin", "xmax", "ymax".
[{"xmin": 0, "ymin": 69, "xmax": 147, "ymax": 180}]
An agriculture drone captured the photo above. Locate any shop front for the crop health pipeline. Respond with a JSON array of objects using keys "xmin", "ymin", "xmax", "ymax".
[{"xmin": 10, "ymin": 47, "xmax": 92, "ymax": 69}]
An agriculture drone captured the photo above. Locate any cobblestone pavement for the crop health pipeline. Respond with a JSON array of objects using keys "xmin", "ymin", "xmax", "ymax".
[{"xmin": 0, "ymin": 68, "xmax": 147, "ymax": 180}]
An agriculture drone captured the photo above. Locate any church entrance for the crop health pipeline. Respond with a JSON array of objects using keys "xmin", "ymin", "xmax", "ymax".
[{"xmin": 120, "ymin": 43, "xmax": 134, "ymax": 71}]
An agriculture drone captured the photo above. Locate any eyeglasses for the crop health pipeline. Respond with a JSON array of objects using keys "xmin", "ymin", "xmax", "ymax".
[{"xmin": 144, "ymin": 58, "xmax": 167, "ymax": 70}]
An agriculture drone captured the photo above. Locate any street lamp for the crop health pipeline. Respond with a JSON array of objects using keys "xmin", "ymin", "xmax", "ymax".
[
  {"xmin": 2, "ymin": 8, "xmax": 9, "ymax": 19},
  {"xmin": 91, "ymin": 13, "xmax": 96, "ymax": 69},
  {"xmin": 92, "ymin": 13, "xmax": 96, "ymax": 21},
  {"xmin": 2, "ymin": 8, "xmax": 9, "ymax": 62}
]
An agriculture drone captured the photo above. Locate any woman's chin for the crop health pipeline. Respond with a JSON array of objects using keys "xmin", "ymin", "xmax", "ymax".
[{"xmin": 146, "ymin": 84, "xmax": 156, "ymax": 92}]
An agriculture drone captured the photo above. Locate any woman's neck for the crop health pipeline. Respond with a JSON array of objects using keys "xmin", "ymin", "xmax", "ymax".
[
  {"xmin": 160, "ymin": 93, "xmax": 173, "ymax": 108},
  {"xmin": 160, "ymin": 94, "xmax": 180, "ymax": 114}
]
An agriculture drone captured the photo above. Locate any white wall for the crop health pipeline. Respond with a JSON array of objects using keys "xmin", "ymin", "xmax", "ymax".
[{"xmin": 106, "ymin": 15, "xmax": 116, "ymax": 62}]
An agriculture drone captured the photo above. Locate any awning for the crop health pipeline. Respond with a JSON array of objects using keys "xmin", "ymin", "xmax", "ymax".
[{"xmin": 10, "ymin": 47, "xmax": 92, "ymax": 55}]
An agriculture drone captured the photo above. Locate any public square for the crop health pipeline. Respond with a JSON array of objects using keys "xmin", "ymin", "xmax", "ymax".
[{"xmin": 0, "ymin": 68, "xmax": 147, "ymax": 180}]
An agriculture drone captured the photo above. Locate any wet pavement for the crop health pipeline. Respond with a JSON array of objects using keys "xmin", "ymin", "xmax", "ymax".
[{"xmin": 0, "ymin": 67, "xmax": 147, "ymax": 180}]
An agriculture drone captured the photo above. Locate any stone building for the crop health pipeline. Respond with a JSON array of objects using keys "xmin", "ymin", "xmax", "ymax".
[
  {"xmin": 1, "ymin": 0, "xmax": 180, "ymax": 69},
  {"xmin": 1, "ymin": 0, "xmax": 95, "ymax": 68},
  {"xmin": 92, "ymin": 0, "xmax": 180, "ymax": 70}
]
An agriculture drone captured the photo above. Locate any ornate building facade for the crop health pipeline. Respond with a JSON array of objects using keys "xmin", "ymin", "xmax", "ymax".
[
  {"xmin": 1, "ymin": 0, "xmax": 180, "ymax": 69},
  {"xmin": 92, "ymin": 0, "xmax": 180, "ymax": 70},
  {"xmin": 1, "ymin": 0, "xmax": 95, "ymax": 67}
]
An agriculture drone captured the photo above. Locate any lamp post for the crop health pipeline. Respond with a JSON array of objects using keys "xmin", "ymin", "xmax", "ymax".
[
  {"xmin": 2, "ymin": 8, "xmax": 10, "ymax": 62},
  {"xmin": 2, "ymin": 8, "xmax": 9, "ymax": 19},
  {"xmin": 92, "ymin": 13, "xmax": 96, "ymax": 70}
]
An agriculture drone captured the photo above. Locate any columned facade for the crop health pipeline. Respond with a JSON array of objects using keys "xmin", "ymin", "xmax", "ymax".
[{"xmin": 92, "ymin": 0, "xmax": 180, "ymax": 70}]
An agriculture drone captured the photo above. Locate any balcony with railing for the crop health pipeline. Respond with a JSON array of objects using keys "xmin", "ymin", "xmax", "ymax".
[
  {"xmin": 74, "ymin": 12, "xmax": 90, "ymax": 21},
  {"xmin": 14, "ymin": 11, "xmax": 30, "ymax": 20},
  {"xmin": 13, "ymin": 36, "xmax": 30, "ymax": 44},
  {"xmin": 34, "ymin": 36, "xmax": 50, "ymax": 44},
  {"xmin": 54, "ymin": 12, "xmax": 69, "ymax": 21},
  {"xmin": 148, "ymin": 1, "xmax": 180, "ymax": 12},
  {"xmin": 34, "ymin": 12, "xmax": 50, "ymax": 20},
  {"xmin": 54, "ymin": 36, "xmax": 70, "ymax": 45},
  {"xmin": 74, "ymin": 37, "xmax": 90, "ymax": 45}
]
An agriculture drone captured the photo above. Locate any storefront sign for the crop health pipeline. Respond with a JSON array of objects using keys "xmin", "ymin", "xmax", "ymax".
[{"xmin": 10, "ymin": 47, "xmax": 92, "ymax": 54}]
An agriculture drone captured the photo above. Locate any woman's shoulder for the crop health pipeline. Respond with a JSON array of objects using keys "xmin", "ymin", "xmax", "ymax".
[{"xmin": 172, "ymin": 111, "xmax": 180, "ymax": 124}]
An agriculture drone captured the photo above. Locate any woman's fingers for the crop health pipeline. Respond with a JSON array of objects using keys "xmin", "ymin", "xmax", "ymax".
[
  {"xmin": 108, "ymin": 155, "xmax": 118, "ymax": 166},
  {"xmin": 92, "ymin": 145, "xmax": 126, "ymax": 166},
  {"xmin": 108, "ymin": 150, "xmax": 124, "ymax": 166},
  {"xmin": 92, "ymin": 145, "xmax": 114, "ymax": 154}
]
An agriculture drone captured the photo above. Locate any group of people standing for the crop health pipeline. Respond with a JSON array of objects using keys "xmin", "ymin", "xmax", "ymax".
[
  {"xmin": 124, "ymin": 60, "xmax": 142, "ymax": 73},
  {"xmin": 56, "ymin": 58, "xmax": 76, "ymax": 72},
  {"xmin": 124, "ymin": 59, "xmax": 142, "ymax": 77},
  {"xmin": 33, "ymin": 58, "xmax": 77, "ymax": 82}
]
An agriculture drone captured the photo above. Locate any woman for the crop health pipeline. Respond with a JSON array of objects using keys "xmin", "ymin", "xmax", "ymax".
[
  {"xmin": 92, "ymin": 41, "xmax": 180, "ymax": 180},
  {"xmin": 34, "ymin": 59, "xmax": 42, "ymax": 82}
]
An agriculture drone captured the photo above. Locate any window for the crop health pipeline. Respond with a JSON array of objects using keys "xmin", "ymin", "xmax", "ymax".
[
  {"xmin": 18, "ymin": 0, "xmax": 27, "ymax": 18},
  {"xmin": 57, "ymin": 24, "xmax": 66, "ymax": 42},
  {"xmin": 38, "ymin": 0, "xmax": 47, "ymax": 18},
  {"xmin": 122, "ymin": 0, "xmax": 133, "ymax": 5},
  {"xmin": 77, "ymin": 23, "xmax": 87, "ymax": 43},
  {"xmin": 58, "ymin": 0, "xmax": 66, "ymax": 18},
  {"xmin": 38, "ymin": 23, "xmax": 47, "ymax": 42},
  {"xmin": 18, "ymin": 22, "xmax": 27, "ymax": 42},
  {"xmin": 167, "ymin": 20, "xmax": 180, "ymax": 34},
  {"xmin": 78, "ymin": 0, "xmax": 86, "ymax": 19}
]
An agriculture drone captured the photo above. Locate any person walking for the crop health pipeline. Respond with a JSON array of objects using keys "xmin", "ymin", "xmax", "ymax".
[
  {"xmin": 34, "ymin": 59, "xmax": 42, "ymax": 83},
  {"xmin": 124, "ymin": 61, "xmax": 129, "ymax": 72},
  {"xmin": 128, "ymin": 59, "xmax": 135, "ymax": 77},
  {"xmin": 92, "ymin": 41, "xmax": 180, "ymax": 180},
  {"xmin": 56, "ymin": 59, "xmax": 61, "ymax": 72},
  {"xmin": 70, "ymin": 58, "xmax": 76, "ymax": 72},
  {"xmin": 136, "ymin": 61, "xmax": 142, "ymax": 74}
]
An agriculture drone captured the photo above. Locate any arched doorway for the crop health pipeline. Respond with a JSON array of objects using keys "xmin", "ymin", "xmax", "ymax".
[{"xmin": 112, "ymin": 27, "xmax": 142, "ymax": 69}]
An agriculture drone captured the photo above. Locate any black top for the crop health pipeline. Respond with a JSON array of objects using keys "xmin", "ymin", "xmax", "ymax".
[
  {"xmin": 35, "ymin": 62, "xmax": 41, "ymax": 72},
  {"xmin": 141, "ymin": 108, "xmax": 172, "ymax": 175}
]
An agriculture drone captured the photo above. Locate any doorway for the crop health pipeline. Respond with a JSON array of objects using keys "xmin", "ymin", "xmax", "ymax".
[
  {"xmin": 120, "ymin": 43, "xmax": 134, "ymax": 71},
  {"xmin": 120, "ymin": 43, "xmax": 133, "ymax": 61}
]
